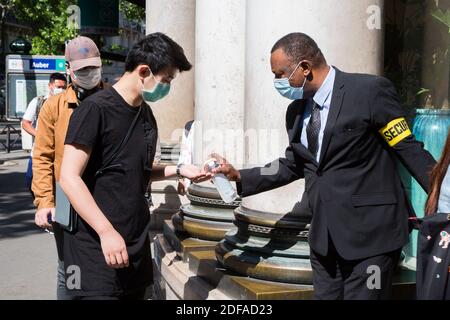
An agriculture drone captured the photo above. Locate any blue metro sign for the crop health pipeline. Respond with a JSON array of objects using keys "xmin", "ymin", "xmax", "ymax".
[{"xmin": 29, "ymin": 58, "xmax": 56, "ymax": 70}]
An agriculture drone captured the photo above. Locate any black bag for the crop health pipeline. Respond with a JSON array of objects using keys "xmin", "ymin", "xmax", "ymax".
[
  {"xmin": 56, "ymin": 106, "xmax": 142, "ymax": 232},
  {"xmin": 414, "ymin": 213, "xmax": 450, "ymax": 300}
]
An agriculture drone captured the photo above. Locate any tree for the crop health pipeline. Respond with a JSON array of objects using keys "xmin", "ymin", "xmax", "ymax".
[
  {"xmin": 7, "ymin": 0, "xmax": 78, "ymax": 55},
  {"xmin": 119, "ymin": 0, "xmax": 145, "ymax": 24},
  {"xmin": 3, "ymin": 0, "xmax": 144, "ymax": 56},
  {"xmin": 1, "ymin": 0, "xmax": 19, "ymax": 64}
]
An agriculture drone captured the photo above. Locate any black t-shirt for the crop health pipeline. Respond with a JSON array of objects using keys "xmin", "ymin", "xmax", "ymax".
[{"xmin": 64, "ymin": 87, "xmax": 157, "ymax": 296}]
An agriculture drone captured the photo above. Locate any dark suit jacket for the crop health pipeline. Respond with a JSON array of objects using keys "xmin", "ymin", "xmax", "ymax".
[{"xmin": 238, "ymin": 68, "xmax": 436, "ymax": 260}]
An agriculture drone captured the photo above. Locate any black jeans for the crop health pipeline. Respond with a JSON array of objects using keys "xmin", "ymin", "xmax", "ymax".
[
  {"xmin": 310, "ymin": 237, "xmax": 401, "ymax": 300},
  {"xmin": 53, "ymin": 223, "xmax": 75, "ymax": 300}
]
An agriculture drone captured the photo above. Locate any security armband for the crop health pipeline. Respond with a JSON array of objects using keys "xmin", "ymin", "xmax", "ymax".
[{"xmin": 378, "ymin": 117, "xmax": 412, "ymax": 147}]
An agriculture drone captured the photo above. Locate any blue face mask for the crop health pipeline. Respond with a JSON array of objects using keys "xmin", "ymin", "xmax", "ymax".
[
  {"xmin": 142, "ymin": 69, "xmax": 171, "ymax": 103},
  {"xmin": 274, "ymin": 61, "xmax": 307, "ymax": 100}
]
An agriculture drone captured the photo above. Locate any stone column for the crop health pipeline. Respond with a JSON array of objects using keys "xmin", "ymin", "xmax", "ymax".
[
  {"xmin": 193, "ymin": 0, "xmax": 246, "ymax": 168},
  {"xmin": 145, "ymin": 0, "xmax": 196, "ymax": 231},
  {"xmin": 168, "ymin": 0, "xmax": 246, "ymax": 251},
  {"xmin": 146, "ymin": 0, "xmax": 196, "ymax": 144}
]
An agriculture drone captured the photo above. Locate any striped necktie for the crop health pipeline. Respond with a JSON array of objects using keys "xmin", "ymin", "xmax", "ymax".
[{"xmin": 306, "ymin": 101, "xmax": 321, "ymax": 159}]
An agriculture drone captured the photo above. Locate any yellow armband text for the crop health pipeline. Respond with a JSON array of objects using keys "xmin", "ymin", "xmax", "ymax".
[{"xmin": 378, "ymin": 118, "xmax": 412, "ymax": 147}]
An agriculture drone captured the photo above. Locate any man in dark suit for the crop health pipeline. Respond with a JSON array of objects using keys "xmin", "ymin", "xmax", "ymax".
[{"xmin": 209, "ymin": 33, "xmax": 436, "ymax": 299}]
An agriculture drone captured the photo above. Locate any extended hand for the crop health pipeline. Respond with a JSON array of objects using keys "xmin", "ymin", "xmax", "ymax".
[
  {"xmin": 206, "ymin": 153, "xmax": 241, "ymax": 182},
  {"xmin": 180, "ymin": 164, "xmax": 212, "ymax": 183}
]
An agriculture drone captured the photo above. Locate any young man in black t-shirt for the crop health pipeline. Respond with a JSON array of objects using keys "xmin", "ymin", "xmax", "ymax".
[{"xmin": 59, "ymin": 33, "xmax": 207, "ymax": 299}]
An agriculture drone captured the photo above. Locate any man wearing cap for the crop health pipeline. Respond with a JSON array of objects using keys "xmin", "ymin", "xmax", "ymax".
[{"xmin": 32, "ymin": 36, "xmax": 105, "ymax": 300}]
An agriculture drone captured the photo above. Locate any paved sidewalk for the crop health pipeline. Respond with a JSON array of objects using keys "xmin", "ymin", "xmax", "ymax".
[
  {"xmin": 0, "ymin": 150, "xmax": 57, "ymax": 299},
  {"xmin": 0, "ymin": 150, "xmax": 158, "ymax": 300}
]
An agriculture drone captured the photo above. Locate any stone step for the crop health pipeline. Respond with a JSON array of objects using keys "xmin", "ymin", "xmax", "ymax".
[
  {"xmin": 163, "ymin": 219, "xmax": 217, "ymax": 262},
  {"xmin": 188, "ymin": 249, "xmax": 314, "ymax": 300},
  {"xmin": 153, "ymin": 234, "xmax": 230, "ymax": 300}
]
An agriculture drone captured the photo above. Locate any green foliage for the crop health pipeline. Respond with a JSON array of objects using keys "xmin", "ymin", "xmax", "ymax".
[
  {"xmin": 5, "ymin": 0, "xmax": 79, "ymax": 55},
  {"xmin": 2, "ymin": 0, "xmax": 143, "ymax": 55},
  {"xmin": 385, "ymin": 0, "xmax": 450, "ymax": 109},
  {"xmin": 432, "ymin": 9, "xmax": 450, "ymax": 33},
  {"xmin": 108, "ymin": 43, "xmax": 126, "ymax": 53},
  {"xmin": 119, "ymin": 0, "xmax": 145, "ymax": 23},
  {"xmin": 384, "ymin": 0, "xmax": 427, "ymax": 109},
  {"xmin": 416, "ymin": 8, "xmax": 450, "ymax": 108}
]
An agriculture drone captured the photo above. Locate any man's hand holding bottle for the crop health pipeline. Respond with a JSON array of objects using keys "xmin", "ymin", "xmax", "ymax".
[{"xmin": 204, "ymin": 153, "xmax": 241, "ymax": 182}]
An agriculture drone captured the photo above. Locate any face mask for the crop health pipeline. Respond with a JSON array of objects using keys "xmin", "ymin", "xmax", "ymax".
[
  {"xmin": 51, "ymin": 87, "xmax": 64, "ymax": 96},
  {"xmin": 73, "ymin": 67, "xmax": 102, "ymax": 90},
  {"xmin": 142, "ymin": 70, "xmax": 170, "ymax": 103},
  {"xmin": 274, "ymin": 61, "xmax": 307, "ymax": 100}
]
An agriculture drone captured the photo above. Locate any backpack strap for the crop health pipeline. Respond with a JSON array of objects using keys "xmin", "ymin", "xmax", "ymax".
[
  {"xmin": 35, "ymin": 95, "xmax": 46, "ymax": 119},
  {"xmin": 95, "ymin": 106, "xmax": 142, "ymax": 178}
]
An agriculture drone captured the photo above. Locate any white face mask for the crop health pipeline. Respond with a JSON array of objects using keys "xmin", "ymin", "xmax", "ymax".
[
  {"xmin": 73, "ymin": 67, "xmax": 102, "ymax": 90},
  {"xmin": 51, "ymin": 87, "xmax": 65, "ymax": 96}
]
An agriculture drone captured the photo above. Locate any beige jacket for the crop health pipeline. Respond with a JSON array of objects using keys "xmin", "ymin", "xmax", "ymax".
[{"xmin": 32, "ymin": 85, "xmax": 78, "ymax": 209}]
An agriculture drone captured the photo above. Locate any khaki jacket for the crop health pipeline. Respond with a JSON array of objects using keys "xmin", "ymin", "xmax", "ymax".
[{"xmin": 32, "ymin": 85, "xmax": 78, "ymax": 209}]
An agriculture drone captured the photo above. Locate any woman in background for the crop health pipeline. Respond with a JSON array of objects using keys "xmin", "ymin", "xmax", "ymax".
[
  {"xmin": 425, "ymin": 130, "xmax": 450, "ymax": 215},
  {"xmin": 417, "ymin": 130, "xmax": 450, "ymax": 300}
]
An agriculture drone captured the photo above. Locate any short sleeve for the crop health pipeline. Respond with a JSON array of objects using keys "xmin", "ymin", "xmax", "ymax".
[
  {"xmin": 23, "ymin": 97, "xmax": 37, "ymax": 121},
  {"xmin": 65, "ymin": 100, "xmax": 102, "ymax": 148}
]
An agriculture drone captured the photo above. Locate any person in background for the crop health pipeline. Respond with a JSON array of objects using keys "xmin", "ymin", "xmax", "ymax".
[
  {"xmin": 425, "ymin": 130, "xmax": 450, "ymax": 215},
  {"xmin": 177, "ymin": 120, "xmax": 195, "ymax": 195},
  {"xmin": 416, "ymin": 130, "xmax": 450, "ymax": 300},
  {"xmin": 21, "ymin": 72, "xmax": 67, "ymax": 197},
  {"xmin": 32, "ymin": 36, "xmax": 104, "ymax": 300}
]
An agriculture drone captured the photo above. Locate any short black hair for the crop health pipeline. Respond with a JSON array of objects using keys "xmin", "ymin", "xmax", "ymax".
[
  {"xmin": 271, "ymin": 33, "xmax": 326, "ymax": 66},
  {"xmin": 125, "ymin": 32, "xmax": 192, "ymax": 73},
  {"xmin": 49, "ymin": 72, "xmax": 67, "ymax": 83}
]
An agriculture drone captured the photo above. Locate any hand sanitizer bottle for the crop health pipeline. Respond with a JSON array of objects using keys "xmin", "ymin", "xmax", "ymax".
[{"xmin": 206, "ymin": 159, "xmax": 237, "ymax": 204}]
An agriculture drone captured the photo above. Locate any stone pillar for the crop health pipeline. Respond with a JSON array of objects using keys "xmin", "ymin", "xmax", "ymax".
[
  {"xmin": 193, "ymin": 0, "xmax": 246, "ymax": 168},
  {"xmin": 152, "ymin": 1, "xmax": 248, "ymax": 299},
  {"xmin": 164, "ymin": 0, "xmax": 247, "ymax": 258},
  {"xmin": 146, "ymin": 0, "xmax": 196, "ymax": 144},
  {"xmin": 164, "ymin": 0, "xmax": 247, "ymax": 263},
  {"xmin": 145, "ymin": 0, "xmax": 196, "ymax": 232},
  {"xmin": 217, "ymin": 0, "xmax": 386, "ymax": 284}
]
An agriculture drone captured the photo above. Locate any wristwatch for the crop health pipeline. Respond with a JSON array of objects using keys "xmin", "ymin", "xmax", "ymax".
[{"xmin": 176, "ymin": 163, "xmax": 185, "ymax": 179}]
